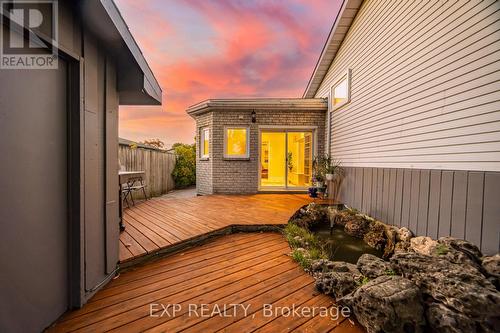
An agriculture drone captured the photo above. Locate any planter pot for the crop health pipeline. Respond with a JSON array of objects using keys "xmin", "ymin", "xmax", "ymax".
[
  {"xmin": 308, "ymin": 187, "xmax": 318, "ymax": 198},
  {"xmin": 326, "ymin": 173, "xmax": 334, "ymax": 181}
]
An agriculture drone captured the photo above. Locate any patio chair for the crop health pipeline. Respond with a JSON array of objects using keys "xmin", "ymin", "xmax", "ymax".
[{"xmin": 122, "ymin": 176, "xmax": 149, "ymax": 207}]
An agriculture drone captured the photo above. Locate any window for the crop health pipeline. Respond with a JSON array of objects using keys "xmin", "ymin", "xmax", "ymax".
[
  {"xmin": 200, "ymin": 127, "xmax": 209, "ymax": 159},
  {"xmin": 331, "ymin": 69, "xmax": 351, "ymax": 110},
  {"xmin": 224, "ymin": 127, "xmax": 249, "ymax": 158}
]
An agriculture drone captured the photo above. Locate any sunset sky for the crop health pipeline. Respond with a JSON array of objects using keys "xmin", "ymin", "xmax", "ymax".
[{"xmin": 115, "ymin": 0, "xmax": 341, "ymax": 147}]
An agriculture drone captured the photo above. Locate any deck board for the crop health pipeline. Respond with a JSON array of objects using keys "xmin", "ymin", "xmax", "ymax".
[
  {"xmin": 119, "ymin": 194, "xmax": 314, "ymax": 263},
  {"xmin": 49, "ymin": 233, "xmax": 364, "ymax": 333}
]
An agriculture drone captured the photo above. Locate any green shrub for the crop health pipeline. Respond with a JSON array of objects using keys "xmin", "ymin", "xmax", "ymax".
[{"xmin": 171, "ymin": 143, "xmax": 196, "ymax": 188}]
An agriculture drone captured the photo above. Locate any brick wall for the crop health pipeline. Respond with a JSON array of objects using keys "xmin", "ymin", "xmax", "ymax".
[
  {"xmin": 194, "ymin": 108, "xmax": 326, "ymax": 194},
  {"xmin": 195, "ymin": 112, "xmax": 213, "ymax": 195}
]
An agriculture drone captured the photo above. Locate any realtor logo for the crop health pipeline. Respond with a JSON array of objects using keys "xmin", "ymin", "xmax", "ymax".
[{"xmin": 0, "ymin": 0, "xmax": 58, "ymax": 69}]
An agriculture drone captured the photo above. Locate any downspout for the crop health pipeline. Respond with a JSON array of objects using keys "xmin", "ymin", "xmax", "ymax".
[{"xmin": 325, "ymin": 97, "xmax": 331, "ymax": 155}]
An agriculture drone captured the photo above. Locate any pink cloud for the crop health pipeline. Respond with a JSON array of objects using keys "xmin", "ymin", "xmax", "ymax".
[{"xmin": 115, "ymin": 0, "xmax": 342, "ymax": 147}]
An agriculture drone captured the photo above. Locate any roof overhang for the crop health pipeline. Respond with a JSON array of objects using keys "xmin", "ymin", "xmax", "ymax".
[
  {"xmin": 81, "ymin": 0, "xmax": 162, "ymax": 105},
  {"xmin": 187, "ymin": 98, "xmax": 328, "ymax": 117},
  {"xmin": 302, "ymin": 0, "xmax": 363, "ymax": 98}
]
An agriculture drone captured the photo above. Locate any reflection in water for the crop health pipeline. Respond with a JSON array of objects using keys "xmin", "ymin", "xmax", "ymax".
[{"xmin": 312, "ymin": 224, "xmax": 383, "ymax": 264}]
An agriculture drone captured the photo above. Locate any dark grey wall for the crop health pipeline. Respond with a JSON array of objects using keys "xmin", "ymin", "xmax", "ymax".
[
  {"xmin": 339, "ymin": 167, "xmax": 500, "ymax": 255},
  {"xmin": 0, "ymin": 57, "xmax": 69, "ymax": 332}
]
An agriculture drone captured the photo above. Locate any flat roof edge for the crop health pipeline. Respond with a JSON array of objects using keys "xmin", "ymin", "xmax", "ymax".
[{"xmin": 187, "ymin": 98, "xmax": 328, "ymax": 116}]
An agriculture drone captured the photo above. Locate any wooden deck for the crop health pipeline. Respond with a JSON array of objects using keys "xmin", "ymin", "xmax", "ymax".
[
  {"xmin": 119, "ymin": 194, "xmax": 314, "ymax": 263},
  {"xmin": 50, "ymin": 233, "xmax": 364, "ymax": 332}
]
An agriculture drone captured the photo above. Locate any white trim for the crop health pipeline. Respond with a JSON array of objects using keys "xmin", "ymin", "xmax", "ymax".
[
  {"xmin": 257, "ymin": 127, "xmax": 318, "ymax": 191},
  {"xmin": 330, "ymin": 69, "xmax": 351, "ymax": 111},
  {"xmin": 223, "ymin": 126, "xmax": 250, "ymax": 159},
  {"xmin": 200, "ymin": 127, "xmax": 209, "ymax": 159}
]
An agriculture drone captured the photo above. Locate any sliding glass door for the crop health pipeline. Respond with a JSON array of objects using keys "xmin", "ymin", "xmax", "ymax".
[{"xmin": 260, "ymin": 130, "xmax": 313, "ymax": 189}]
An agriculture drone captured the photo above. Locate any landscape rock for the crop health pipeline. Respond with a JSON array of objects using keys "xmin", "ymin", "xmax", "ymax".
[
  {"xmin": 313, "ymin": 260, "xmax": 362, "ymax": 300},
  {"xmin": 410, "ymin": 236, "xmax": 438, "ymax": 255},
  {"xmin": 340, "ymin": 275, "xmax": 425, "ymax": 333},
  {"xmin": 390, "ymin": 252, "xmax": 500, "ymax": 331},
  {"xmin": 344, "ymin": 217, "xmax": 371, "ymax": 238},
  {"xmin": 483, "ymin": 254, "xmax": 500, "ymax": 290},
  {"xmin": 397, "ymin": 227, "xmax": 413, "ymax": 242},
  {"xmin": 382, "ymin": 225, "xmax": 398, "ymax": 257},
  {"xmin": 363, "ymin": 221, "xmax": 387, "ymax": 251},
  {"xmin": 393, "ymin": 240, "xmax": 410, "ymax": 254},
  {"xmin": 357, "ymin": 254, "xmax": 392, "ymax": 279},
  {"xmin": 425, "ymin": 302, "xmax": 476, "ymax": 333}
]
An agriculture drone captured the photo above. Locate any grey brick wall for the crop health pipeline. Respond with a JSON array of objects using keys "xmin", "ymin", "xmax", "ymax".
[
  {"xmin": 194, "ymin": 109, "xmax": 326, "ymax": 194},
  {"xmin": 195, "ymin": 112, "xmax": 213, "ymax": 195}
]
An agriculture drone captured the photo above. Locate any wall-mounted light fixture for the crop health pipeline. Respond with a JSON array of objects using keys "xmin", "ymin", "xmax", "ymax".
[{"xmin": 251, "ymin": 110, "xmax": 257, "ymax": 123}]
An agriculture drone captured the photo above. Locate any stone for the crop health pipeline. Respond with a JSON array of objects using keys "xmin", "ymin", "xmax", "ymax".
[
  {"xmin": 344, "ymin": 217, "xmax": 371, "ymax": 238},
  {"xmin": 438, "ymin": 236, "xmax": 483, "ymax": 260},
  {"xmin": 410, "ymin": 236, "xmax": 438, "ymax": 255},
  {"xmin": 363, "ymin": 221, "xmax": 387, "ymax": 251},
  {"xmin": 483, "ymin": 254, "xmax": 500, "ymax": 290},
  {"xmin": 357, "ymin": 254, "xmax": 392, "ymax": 279},
  {"xmin": 397, "ymin": 227, "xmax": 413, "ymax": 242},
  {"xmin": 313, "ymin": 260, "xmax": 362, "ymax": 301},
  {"xmin": 390, "ymin": 252, "xmax": 500, "ymax": 331},
  {"xmin": 426, "ymin": 302, "xmax": 476, "ymax": 333},
  {"xmin": 340, "ymin": 275, "xmax": 425, "ymax": 333},
  {"xmin": 382, "ymin": 225, "xmax": 398, "ymax": 257},
  {"xmin": 394, "ymin": 240, "xmax": 410, "ymax": 254}
]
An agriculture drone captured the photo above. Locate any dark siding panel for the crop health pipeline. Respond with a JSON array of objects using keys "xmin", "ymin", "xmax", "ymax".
[
  {"xmin": 354, "ymin": 168, "xmax": 364, "ymax": 209},
  {"xmin": 427, "ymin": 170, "xmax": 442, "ymax": 239},
  {"xmin": 482, "ymin": 173, "xmax": 500, "ymax": 254},
  {"xmin": 439, "ymin": 171, "xmax": 454, "ymax": 238},
  {"xmin": 409, "ymin": 170, "xmax": 420, "ymax": 233},
  {"xmin": 465, "ymin": 172, "xmax": 484, "ymax": 248},
  {"xmin": 376, "ymin": 168, "xmax": 384, "ymax": 220},
  {"xmin": 370, "ymin": 168, "xmax": 378, "ymax": 217},
  {"xmin": 401, "ymin": 169, "xmax": 412, "ymax": 228},
  {"xmin": 451, "ymin": 171, "xmax": 468, "ymax": 239},
  {"xmin": 393, "ymin": 169, "xmax": 404, "ymax": 227},
  {"xmin": 417, "ymin": 170, "xmax": 430, "ymax": 235},
  {"xmin": 362, "ymin": 168, "xmax": 372, "ymax": 213},
  {"xmin": 387, "ymin": 169, "xmax": 397, "ymax": 225},
  {"xmin": 339, "ymin": 167, "xmax": 349, "ymax": 204},
  {"xmin": 382, "ymin": 169, "xmax": 390, "ymax": 222}
]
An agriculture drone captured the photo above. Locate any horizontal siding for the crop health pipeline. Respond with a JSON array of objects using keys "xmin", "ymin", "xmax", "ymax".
[
  {"xmin": 341, "ymin": 167, "xmax": 500, "ymax": 255},
  {"xmin": 316, "ymin": 0, "xmax": 500, "ymax": 171}
]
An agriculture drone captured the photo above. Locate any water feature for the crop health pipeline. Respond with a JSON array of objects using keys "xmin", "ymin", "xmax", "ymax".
[{"xmin": 311, "ymin": 223, "xmax": 383, "ymax": 264}]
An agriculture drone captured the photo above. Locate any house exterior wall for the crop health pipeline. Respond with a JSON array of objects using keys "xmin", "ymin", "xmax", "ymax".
[
  {"xmin": 315, "ymin": 0, "xmax": 500, "ymax": 254},
  {"xmin": 196, "ymin": 112, "xmax": 213, "ymax": 195},
  {"xmin": 0, "ymin": 2, "xmax": 121, "ymax": 332},
  {"xmin": 194, "ymin": 109, "xmax": 326, "ymax": 194}
]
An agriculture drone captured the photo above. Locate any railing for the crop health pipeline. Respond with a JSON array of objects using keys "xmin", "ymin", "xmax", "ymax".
[{"xmin": 119, "ymin": 143, "xmax": 176, "ymax": 199}]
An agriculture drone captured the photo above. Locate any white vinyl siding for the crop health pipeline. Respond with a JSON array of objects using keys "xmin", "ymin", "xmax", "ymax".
[{"xmin": 316, "ymin": 0, "xmax": 500, "ymax": 172}]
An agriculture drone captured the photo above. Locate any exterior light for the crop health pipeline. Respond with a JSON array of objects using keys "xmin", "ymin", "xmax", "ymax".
[{"xmin": 251, "ymin": 110, "xmax": 257, "ymax": 123}]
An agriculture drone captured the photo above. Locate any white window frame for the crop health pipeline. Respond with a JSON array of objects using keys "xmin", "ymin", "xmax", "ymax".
[
  {"xmin": 330, "ymin": 69, "xmax": 351, "ymax": 111},
  {"xmin": 223, "ymin": 126, "xmax": 250, "ymax": 159},
  {"xmin": 200, "ymin": 127, "xmax": 209, "ymax": 159}
]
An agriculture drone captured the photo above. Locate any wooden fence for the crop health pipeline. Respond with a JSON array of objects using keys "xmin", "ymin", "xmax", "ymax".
[{"xmin": 119, "ymin": 143, "xmax": 176, "ymax": 199}]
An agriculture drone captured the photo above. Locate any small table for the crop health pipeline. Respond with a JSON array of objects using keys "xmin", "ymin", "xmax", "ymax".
[{"xmin": 118, "ymin": 171, "xmax": 145, "ymax": 231}]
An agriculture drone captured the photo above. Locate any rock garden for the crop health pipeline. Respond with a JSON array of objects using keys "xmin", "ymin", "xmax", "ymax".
[{"xmin": 284, "ymin": 203, "xmax": 500, "ymax": 333}]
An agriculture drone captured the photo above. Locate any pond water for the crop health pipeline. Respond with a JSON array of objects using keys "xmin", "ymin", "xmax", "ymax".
[{"xmin": 311, "ymin": 223, "xmax": 383, "ymax": 264}]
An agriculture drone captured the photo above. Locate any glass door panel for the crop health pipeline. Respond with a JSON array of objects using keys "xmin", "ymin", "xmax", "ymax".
[
  {"xmin": 287, "ymin": 132, "xmax": 313, "ymax": 188},
  {"xmin": 260, "ymin": 132, "xmax": 286, "ymax": 187}
]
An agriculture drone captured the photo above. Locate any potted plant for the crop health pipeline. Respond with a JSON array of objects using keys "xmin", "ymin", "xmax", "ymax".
[
  {"xmin": 326, "ymin": 157, "xmax": 344, "ymax": 181},
  {"xmin": 312, "ymin": 155, "xmax": 326, "ymax": 188}
]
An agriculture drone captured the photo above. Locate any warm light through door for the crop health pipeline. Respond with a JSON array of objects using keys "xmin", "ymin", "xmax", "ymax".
[{"xmin": 260, "ymin": 131, "xmax": 313, "ymax": 189}]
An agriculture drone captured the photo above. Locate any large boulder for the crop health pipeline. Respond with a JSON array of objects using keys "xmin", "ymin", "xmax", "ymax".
[
  {"xmin": 410, "ymin": 236, "xmax": 438, "ymax": 255},
  {"xmin": 357, "ymin": 254, "xmax": 392, "ymax": 279},
  {"xmin": 483, "ymin": 254, "xmax": 500, "ymax": 290},
  {"xmin": 363, "ymin": 221, "xmax": 387, "ymax": 251},
  {"xmin": 344, "ymin": 217, "xmax": 371, "ymax": 238},
  {"xmin": 340, "ymin": 275, "xmax": 426, "ymax": 333},
  {"xmin": 426, "ymin": 302, "xmax": 476, "ymax": 333},
  {"xmin": 436, "ymin": 237, "xmax": 483, "ymax": 271},
  {"xmin": 390, "ymin": 252, "xmax": 500, "ymax": 332},
  {"xmin": 397, "ymin": 227, "xmax": 413, "ymax": 242},
  {"xmin": 313, "ymin": 260, "xmax": 362, "ymax": 300}
]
